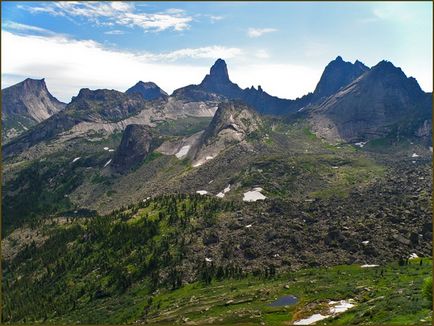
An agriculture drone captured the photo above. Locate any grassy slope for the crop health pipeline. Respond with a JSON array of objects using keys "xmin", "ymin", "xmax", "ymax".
[{"xmin": 144, "ymin": 259, "xmax": 432, "ymax": 325}]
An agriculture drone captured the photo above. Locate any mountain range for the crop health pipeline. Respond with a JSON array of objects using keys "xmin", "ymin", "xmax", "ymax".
[
  {"xmin": 2, "ymin": 56, "xmax": 432, "ymax": 149},
  {"xmin": 2, "ymin": 56, "xmax": 432, "ymax": 325}
]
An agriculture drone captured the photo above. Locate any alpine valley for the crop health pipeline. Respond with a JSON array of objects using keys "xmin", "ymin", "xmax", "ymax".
[{"xmin": 2, "ymin": 57, "xmax": 433, "ymax": 325}]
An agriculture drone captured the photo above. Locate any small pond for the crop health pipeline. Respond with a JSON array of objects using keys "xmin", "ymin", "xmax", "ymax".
[{"xmin": 268, "ymin": 295, "xmax": 298, "ymax": 307}]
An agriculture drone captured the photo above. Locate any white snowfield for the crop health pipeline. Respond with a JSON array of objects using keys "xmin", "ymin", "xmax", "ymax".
[
  {"xmin": 294, "ymin": 299, "xmax": 355, "ymax": 325},
  {"xmin": 243, "ymin": 187, "xmax": 266, "ymax": 202}
]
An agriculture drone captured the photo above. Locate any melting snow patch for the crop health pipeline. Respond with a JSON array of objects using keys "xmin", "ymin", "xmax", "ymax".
[
  {"xmin": 196, "ymin": 190, "xmax": 208, "ymax": 195},
  {"xmin": 72, "ymin": 157, "xmax": 81, "ymax": 163},
  {"xmin": 205, "ymin": 257, "xmax": 212, "ymax": 262},
  {"xmin": 412, "ymin": 153, "xmax": 419, "ymax": 158},
  {"xmin": 361, "ymin": 264, "xmax": 379, "ymax": 268},
  {"xmin": 245, "ymin": 224, "xmax": 253, "ymax": 228},
  {"xmin": 329, "ymin": 300, "xmax": 355, "ymax": 314},
  {"xmin": 175, "ymin": 145, "xmax": 191, "ymax": 159},
  {"xmin": 355, "ymin": 141, "xmax": 367, "ymax": 148},
  {"xmin": 332, "ymin": 166, "xmax": 339, "ymax": 169},
  {"xmin": 206, "ymin": 156, "xmax": 214, "ymax": 160},
  {"xmin": 409, "ymin": 253, "xmax": 419, "ymax": 260},
  {"xmin": 216, "ymin": 185, "xmax": 231, "ymax": 198},
  {"xmin": 104, "ymin": 147, "xmax": 109, "ymax": 151},
  {"xmin": 108, "ymin": 149, "xmax": 115, "ymax": 152},
  {"xmin": 142, "ymin": 197, "xmax": 151, "ymax": 202},
  {"xmin": 294, "ymin": 299, "xmax": 355, "ymax": 325},
  {"xmin": 362, "ymin": 240, "xmax": 369, "ymax": 245},
  {"xmin": 103, "ymin": 159, "xmax": 112, "ymax": 167},
  {"xmin": 294, "ymin": 314, "xmax": 330, "ymax": 325},
  {"xmin": 243, "ymin": 189, "xmax": 266, "ymax": 202}
]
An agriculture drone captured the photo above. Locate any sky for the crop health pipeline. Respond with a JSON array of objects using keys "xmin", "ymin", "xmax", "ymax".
[{"xmin": 1, "ymin": 1, "xmax": 432, "ymax": 103}]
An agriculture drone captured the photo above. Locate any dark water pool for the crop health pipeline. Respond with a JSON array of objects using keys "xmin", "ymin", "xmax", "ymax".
[{"xmin": 268, "ymin": 295, "xmax": 298, "ymax": 307}]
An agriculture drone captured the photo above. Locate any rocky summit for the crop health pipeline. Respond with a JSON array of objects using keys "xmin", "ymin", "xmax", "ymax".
[
  {"xmin": 309, "ymin": 60, "xmax": 431, "ymax": 143},
  {"xmin": 126, "ymin": 81, "xmax": 168, "ymax": 100},
  {"xmin": 2, "ymin": 78, "xmax": 65, "ymax": 142}
]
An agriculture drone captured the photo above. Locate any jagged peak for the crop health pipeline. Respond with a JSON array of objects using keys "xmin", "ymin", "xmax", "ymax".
[{"xmin": 200, "ymin": 58, "xmax": 231, "ymax": 85}]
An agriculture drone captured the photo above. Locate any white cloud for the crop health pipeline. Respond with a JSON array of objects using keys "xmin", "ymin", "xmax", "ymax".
[
  {"xmin": 372, "ymin": 3, "xmax": 416, "ymax": 22},
  {"xmin": 255, "ymin": 49, "xmax": 270, "ymax": 59},
  {"xmin": 210, "ymin": 15, "xmax": 224, "ymax": 23},
  {"xmin": 247, "ymin": 27, "xmax": 277, "ymax": 38},
  {"xmin": 1, "ymin": 31, "xmax": 242, "ymax": 102},
  {"xmin": 2, "ymin": 21, "xmax": 57, "ymax": 36},
  {"xmin": 104, "ymin": 30, "xmax": 125, "ymax": 35},
  {"xmin": 149, "ymin": 46, "xmax": 242, "ymax": 61},
  {"xmin": 21, "ymin": 2, "xmax": 192, "ymax": 32}
]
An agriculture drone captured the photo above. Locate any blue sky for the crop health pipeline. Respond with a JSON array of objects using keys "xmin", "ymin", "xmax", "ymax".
[{"xmin": 2, "ymin": 1, "xmax": 432, "ymax": 102}]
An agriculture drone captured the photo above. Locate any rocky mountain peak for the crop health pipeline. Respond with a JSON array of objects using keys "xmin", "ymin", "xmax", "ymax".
[
  {"xmin": 126, "ymin": 81, "xmax": 168, "ymax": 100},
  {"xmin": 208, "ymin": 58, "xmax": 230, "ymax": 82},
  {"xmin": 21, "ymin": 78, "xmax": 47, "ymax": 91},
  {"xmin": 201, "ymin": 100, "xmax": 262, "ymax": 144},
  {"xmin": 367, "ymin": 60, "xmax": 424, "ymax": 97},
  {"xmin": 313, "ymin": 56, "xmax": 370, "ymax": 100},
  {"xmin": 2, "ymin": 78, "xmax": 66, "ymax": 142}
]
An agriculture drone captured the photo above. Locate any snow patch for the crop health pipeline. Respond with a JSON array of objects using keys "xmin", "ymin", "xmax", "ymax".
[
  {"xmin": 362, "ymin": 240, "xmax": 369, "ymax": 245},
  {"xmin": 72, "ymin": 157, "xmax": 81, "ymax": 163},
  {"xmin": 104, "ymin": 147, "xmax": 109, "ymax": 151},
  {"xmin": 245, "ymin": 224, "xmax": 253, "ymax": 228},
  {"xmin": 243, "ymin": 189, "xmax": 266, "ymax": 202},
  {"xmin": 196, "ymin": 190, "xmax": 208, "ymax": 195},
  {"xmin": 361, "ymin": 264, "xmax": 379, "ymax": 268},
  {"xmin": 103, "ymin": 159, "xmax": 112, "ymax": 167},
  {"xmin": 329, "ymin": 300, "xmax": 355, "ymax": 314},
  {"xmin": 294, "ymin": 299, "xmax": 355, "ymax": 325},
  {"xmin": 108, "ymin": 149, "xmax": 115, "ymax": 152},
  {"xmin": 175, "ymin": 145, "xmax": 191, "ymax": 159},
  {"xmin": 216, "ymin": 185, "xmax": 231, "ymax": 198},
  {"xmin": 411, "ymin": 153, "xmax": 419, "ymax": 158},
  {"xmin": 409, "ymin": 253, "xmax": 419, "ymax": 260},
  {"xmin": 355, "ymin": 141, "xmax": 367, "ymax": 148},
  {"xmin": 205, "ymin": 257, "xmax": 212, "ymax": 262},
  {"xmin": 294, "ymin": 314, "xmax": 330, "ymax": 325}
]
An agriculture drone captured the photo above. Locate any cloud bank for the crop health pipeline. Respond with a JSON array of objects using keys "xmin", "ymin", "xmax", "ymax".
[{"xmin": 1, "ymin": 30, "xmax": 321, "ymax": 102}]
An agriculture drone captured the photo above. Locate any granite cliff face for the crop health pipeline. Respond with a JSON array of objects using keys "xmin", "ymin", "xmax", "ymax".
[
  {"xmin": 112, "ymin": 124, "xmax": 154, "ymax": 172},
  {"xmin": 2, "ymin": 78, "xmax": 65, "ymax": 142},
  {"xmin": 192, "ymin": 100, "xmax": 263, "ymax": 166},
  {"xmin": 309, "ymin": 60, "xmax": 431, "ymax": 143}
]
